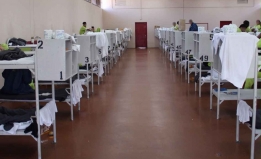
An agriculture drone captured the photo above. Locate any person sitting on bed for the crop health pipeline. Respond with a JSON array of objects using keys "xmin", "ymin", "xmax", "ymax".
[
  {"xmin": 252, "ymin": 20, "xmax": 261, "ymax": 32},
  {"xmin": 172, "ymin": 22, "xmax": 179, "ymax": 30},
  {"xmin": 238, "ymin": 24, "xmax": 247, "ymax": 32},
  {"xmin": 79, "ymin": 22, "xmax": 87, "ymax": 35},
  {"xmin": 238, "ymin": 20, "xmax": 251, "ymax": 32}
]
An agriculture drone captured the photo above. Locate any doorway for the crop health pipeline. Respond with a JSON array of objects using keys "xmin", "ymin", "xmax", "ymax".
[
  {"xmin": 220, "ymin": 21, "xmax": 232, "ymax": 28},
  {"xmin": 135, "ymin": 22, "xmax": 147, "ymax": 48}
]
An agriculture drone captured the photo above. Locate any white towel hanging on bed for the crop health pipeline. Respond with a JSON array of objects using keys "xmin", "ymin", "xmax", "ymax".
[
  {"xmin": 71, "ymin": 79, "xmax": 85, "ymax": 106},
  {"xmin": 39, "ymin": 100, "xmax": 58, "ymax": 126},
  {"xmin": 237, "ymin": 100, "xmax": 252, "ymax": 123},
  {"xmin": 219, "ymin": 33, "xmax": 259, "ymax": 88}
]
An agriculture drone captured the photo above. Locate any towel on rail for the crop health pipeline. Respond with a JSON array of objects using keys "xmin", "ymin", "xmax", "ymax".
[
  {"xmin": 212, "ymin": 33, "xmax": 225, "ymax": 54},
  {"xmin": 87, "ymin": 32, "xmax": 109, "ymax": 58},
  {"xmin": 39, "ymin": 100, "xmax": 57, "ymax": 126},
  {"xmin": 219, "ymin": 33, "xmax": 259, "ymax": 88},
  {"xmin": 71, "ymin": 79, "xmax": 84, "ymax": 106},
  {"xmin": 237, "ymin": 100, "xmax": 252, "ymax": 123},
  {"xmin": 72, "ymin": 44, "xmax": 80, "ymax": 52}
]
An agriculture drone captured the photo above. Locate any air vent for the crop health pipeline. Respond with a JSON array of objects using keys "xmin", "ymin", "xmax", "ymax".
[
  {"xmin": 115, "ymin": 0, "xmax": 127, "ymax": 6},
  {"xmin": 238, "ymin": 0, "xmax": 248, "ymax": 4}
]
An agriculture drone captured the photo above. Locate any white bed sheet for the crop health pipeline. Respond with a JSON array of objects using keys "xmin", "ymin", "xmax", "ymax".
[
  {"xmin": 0, "ymin": 56, "xmax": 34, "ymax": 65},
  {"xmin": 0, "ymin": 121, "xmax": 31, "ymax": 135}
]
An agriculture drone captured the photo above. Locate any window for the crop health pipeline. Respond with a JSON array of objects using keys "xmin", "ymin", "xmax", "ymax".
[
  {"xmin": 237, "ymin": 0, "xmax": 248, "ymax": 4},
  {"xmin": 96, "ymin": 0, "xmax": 101, "ymax": 7},
  {"xmin": 115, "ymin": 0, "xmax": 127, "ymax": 6},
  {"xmin": 85, "ymin": 0, "xmax": 101, "ymax": 7}
]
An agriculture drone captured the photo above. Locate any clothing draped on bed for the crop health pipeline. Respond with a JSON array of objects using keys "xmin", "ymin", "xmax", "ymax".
[
  {"xmin": 1, "ymin": 69, "xmax": 34, "ymax": 95},
  {"xmin": 0, "ymin": 106, "xmax": 35, "ymax": 131},
  {"xmin": 0, "ymin": 48, "xmax": 28, "ymax": 61}
]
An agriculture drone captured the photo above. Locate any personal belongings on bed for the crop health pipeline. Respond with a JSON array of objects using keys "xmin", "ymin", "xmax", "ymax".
[
  {"xmin": 54, "ymin": 30, "xmax": 65, "ymax": 39},
  {"xmin": 44, "ymin": 30, "xmax": 64, "ymax": 39},
  {"xmin": 79, "ymin": 64, "xmax": 92, "ymax": 70},
  {"xmin": 8, "ymin": 38, "xmax": 27, "ymax": 46},
  {"xmin": 194, "ymin": 72, "xmax": 210, "ymax": 83},
  {"xmin": 0, "ymin": 44, "xmax": 9, "ymax": 50},
  {"xmin": 0, "ymin": 107, "xmax": 49, "ymax": 138},
  {"xmin": 0, "ymin": 48, "xmax": 27, "ymax": 60},
  {"xmin": 198, "ymin": 27, "xmax": 205, "ymax": 33},
  {"xmin": 213, "ymin": 27, "xmax": 221, "ymax": 33},
  {"xmin": 1, "ymin": 69, "xmax": 34, "ymax": 95},
  {"xmin": 223, "ymin": 92, "xmax": 237, "ymax": 95},
  {"xmin": 29, "ymin": 80, "xmax": 35, "ymax": 90},
  {"xmin": 214, "ymin": 88, "xmax": 227, "ymax": 92},
  {"xmin": 0, "ymin": 106, "xmax": 35, "ymax": 132},
  {"xmin": 44, "ymin": 30, "xmax": 53, "ymax": 39}
]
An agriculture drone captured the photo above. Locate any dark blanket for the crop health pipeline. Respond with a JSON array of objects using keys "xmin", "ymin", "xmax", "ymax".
[
  {"xmin": 0, "ymin": 106, "xmax": 35, "ymax": 131},
  {"xmin": 0, "ymin": 89, "xmax": 69, "ymax": 102},
  {"xmin": 0, "ymin": 48, "xmax": 27, "ymax": 61}
]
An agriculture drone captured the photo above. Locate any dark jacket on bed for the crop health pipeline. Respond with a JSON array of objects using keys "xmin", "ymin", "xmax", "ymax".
[
  {"xmin": 0, "ymin": 69, "xmax": 33, "ymax": 95},
  {"xmin": 0, "ymin": 106, "xmax": 35, "ymax": 131},
  {"xmin": 0, "ymin": 48, "xmax": 27, "ymax": 61}
]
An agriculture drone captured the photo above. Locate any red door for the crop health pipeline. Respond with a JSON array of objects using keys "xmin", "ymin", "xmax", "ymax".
[
  {"xmin": 135, "ymin": 22, "xmax": 147, "ymax": 48},
  {"xmin": 220, "ymin": 21, "xmax": 232, "ymax": 28}
]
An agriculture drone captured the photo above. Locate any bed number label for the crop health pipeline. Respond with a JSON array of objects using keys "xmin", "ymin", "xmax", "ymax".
[
  {"xmin": 176, "ymin": 45, "xmax": 181, "ymax": 49},
  {"xmin": 200, "ymin": 55, "xmax": 209, "ymax": 61},
  {"xmin": 210, "ymin": 34, "xmax": 213, "ymax": 40},
  {"xmin": 60, "ymin": 71, "xmax": 63, "ymax": 80},
  {"xmin": 185, "ymin": 50, "xmax": 192, "ymax": 54},
  {"xmin": 85, "ymin": 57, "xmax": 89, "ymax": 63},
  {"xmin": 38, "ymin": 40, "xmax": 43, "ymax": 49}
]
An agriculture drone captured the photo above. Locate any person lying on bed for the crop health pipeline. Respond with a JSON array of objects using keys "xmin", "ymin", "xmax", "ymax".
[{"xmin": 244, "ymin": 33, "xmax": 261, "ymax": 89}]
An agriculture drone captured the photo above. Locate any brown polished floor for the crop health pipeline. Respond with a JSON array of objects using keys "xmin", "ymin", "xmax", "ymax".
[{"xmin": 0, "ymin": 48, "xmax": 261, "ymax": 159}]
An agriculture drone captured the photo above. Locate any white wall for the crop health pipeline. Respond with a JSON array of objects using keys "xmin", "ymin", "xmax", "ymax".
[
  {"xmin": 0, "ymin": 0, "xmax": 103, "ymax": 43},
  {"xmin": 0, "ymin": 0, "xmax": 103, "ymax": 87},
  {"xmin": 102, "ymin": 0, "xmax": 261, "ymax": 48}
]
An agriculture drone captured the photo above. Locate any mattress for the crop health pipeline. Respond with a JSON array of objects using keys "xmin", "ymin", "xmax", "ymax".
[
  {"xmin": 0, "ymin": 89, "xmax": 69, "ymax": 102},
  {"xmin": 0, "ymin": 56, "xmax": 34, "ymax": 65}
]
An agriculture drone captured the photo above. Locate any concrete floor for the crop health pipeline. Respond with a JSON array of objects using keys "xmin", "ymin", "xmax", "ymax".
[{"xmin": 0, "ymin": 48, "xmax": 260, "ymax": 159}]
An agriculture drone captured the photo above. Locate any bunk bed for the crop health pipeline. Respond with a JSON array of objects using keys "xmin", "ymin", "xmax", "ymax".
[
  {"xmin": 7, "ymin": 39, "xmax": 82, "ymax": 121},
  {"xmin": 0, "ymin": 44, "xmax": 56, "ymax": 159}
]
